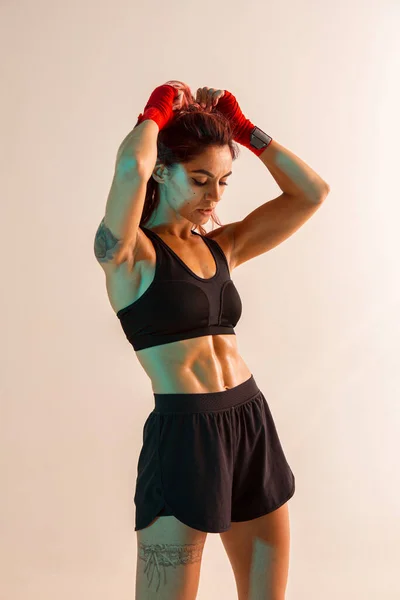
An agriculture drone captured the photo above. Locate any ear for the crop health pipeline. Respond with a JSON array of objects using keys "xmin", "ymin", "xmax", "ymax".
[{"xmin": 152, "ymin": 163, "xmax": 168, "ymax": 184}]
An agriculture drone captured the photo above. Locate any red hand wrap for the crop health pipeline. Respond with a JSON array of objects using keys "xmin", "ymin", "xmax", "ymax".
[
  {"xmin": 217, "ymin": 90, "xmax": 272, "ymax": 157},
  {"xmin": 136, "ymin": 85, "xmax": 176, "ymax": 131}
]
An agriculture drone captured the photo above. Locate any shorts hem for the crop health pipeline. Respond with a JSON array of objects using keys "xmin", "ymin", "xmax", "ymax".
[
  {"xmin": 136, "ymin": 512, "xmax": 230, "ymax": 534},
  {"xmin": 135, "ymin": 478, "xmax": 295, "ymax": 532},
  {"xmin": 134, "ymin": 500, "xmax": 166, "ymax": 532},
  {"xmin": 135, "ymin": 499, "xmax": 231, "ymax": 534}
]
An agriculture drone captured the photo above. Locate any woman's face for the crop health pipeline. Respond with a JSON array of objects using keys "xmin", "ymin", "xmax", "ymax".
[{"xmin": 152, "ymin": 145, "xmax": 233, "ymax": 226}]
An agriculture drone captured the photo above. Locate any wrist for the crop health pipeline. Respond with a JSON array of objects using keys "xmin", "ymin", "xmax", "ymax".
[
  {"xmin": 137, "ymin": 110, "xmax": 163, "ymax": 131},
  {"xmin": 137, "ymin": 85, "xmax": 176, "ymax": 131},
  {"xmin": 248, "ymin": 126, "xmax": 273, "ymax": 156},
  {"xmin": 235, "ymin": 121, "xmax": 272, "ymax": 157}
]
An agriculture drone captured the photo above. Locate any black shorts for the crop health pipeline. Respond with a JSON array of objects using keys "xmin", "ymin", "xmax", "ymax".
[{"xmin": 134, "ymin": 374, "xmax": 295, "ymax": 533}]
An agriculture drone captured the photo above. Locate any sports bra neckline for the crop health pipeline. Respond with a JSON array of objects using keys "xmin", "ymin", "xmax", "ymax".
[{"xmin": 140, "ymin": 225, "xmax": 219, "ymax": 282}]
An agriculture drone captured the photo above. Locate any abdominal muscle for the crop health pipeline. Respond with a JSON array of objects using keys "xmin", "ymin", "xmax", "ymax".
[{"xmin": 135, "ymin": 333, "xmax": 252, "ymax": 394}]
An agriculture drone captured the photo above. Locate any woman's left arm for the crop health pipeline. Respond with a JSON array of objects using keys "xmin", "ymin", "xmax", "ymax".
[{"xmin": 258, "ymin": 138, "xmax": 330, "ymax": 201}]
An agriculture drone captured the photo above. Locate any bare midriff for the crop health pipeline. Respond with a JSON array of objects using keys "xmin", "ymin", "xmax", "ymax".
[
  {"xmin": 135, "ymin": 333, "xmax": 252, "ymax": 394},
  {"xmin": 106, "ymin": 225, "xmax": 252, "ymax": 394}
]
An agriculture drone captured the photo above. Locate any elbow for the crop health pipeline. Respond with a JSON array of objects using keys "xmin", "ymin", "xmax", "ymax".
[{"xmin": 316, "ymin": 183, "xmax": 331, "ymax": 202}]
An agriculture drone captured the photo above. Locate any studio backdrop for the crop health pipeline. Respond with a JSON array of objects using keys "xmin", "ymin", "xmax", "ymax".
[{"xmin": 1, "ymin": 0, "xmax": 399, "ymax": 598}]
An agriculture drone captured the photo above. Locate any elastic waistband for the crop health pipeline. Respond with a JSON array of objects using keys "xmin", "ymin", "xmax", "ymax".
[{"xmin": 153, "ymin": 374, "xmax": 260, "ymax": 414}]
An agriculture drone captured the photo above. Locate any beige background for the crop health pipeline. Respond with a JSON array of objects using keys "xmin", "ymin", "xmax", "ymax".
[{"xmin": 1, "ymin": 0, "xmax": 399, "ymax": 598}]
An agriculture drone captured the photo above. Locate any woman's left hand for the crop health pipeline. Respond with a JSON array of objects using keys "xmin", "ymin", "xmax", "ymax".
[
  {"xmin": 197, "ymin": 87, "xmax": 257, "ymax": 149},
  {"xmin": 195, "ymin": 87, "xmax": 226, "ymax": 111},
  {"xmin": 194, "ymin": 86, "xmax": 249, "ymax": 141},
  {"xmin": 194, "ymin": 86, "xmax": 269, "ymax": 156}
]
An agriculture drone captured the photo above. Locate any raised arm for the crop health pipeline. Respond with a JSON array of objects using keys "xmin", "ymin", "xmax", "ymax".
[{"xmin": 94, "ymin": 119, "xmax": 158, "ymax": 268}]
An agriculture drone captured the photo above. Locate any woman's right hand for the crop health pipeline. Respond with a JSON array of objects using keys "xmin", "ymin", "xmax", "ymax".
[
  {"xmin": 137, "ymin": 84, "xmax": 177, "ymax": 131},
  {"xmin": 137, "ymin": 80, "xmax": 193, "ymax": 131},
  {"xmin": 164, "ymin": 80, "xmax": 194, "ymax": 111}
]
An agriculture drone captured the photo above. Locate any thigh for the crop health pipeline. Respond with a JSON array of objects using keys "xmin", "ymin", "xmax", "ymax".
[
  {"xmin": 136, "ymin": 515, "xmax": 208, "ymax": 600},
  {"xmin": 220, "ymin": 502, "xmax": 291, "ymax": 600}
]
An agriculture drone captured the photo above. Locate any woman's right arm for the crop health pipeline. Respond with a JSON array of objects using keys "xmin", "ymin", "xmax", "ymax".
[
  {"xmin": 102, "ymin": 119, "xmax": 159, "ymax": 251},
  {"xmin": 99, "ymin": 82, "xmax": 184, "ymax": 259}
]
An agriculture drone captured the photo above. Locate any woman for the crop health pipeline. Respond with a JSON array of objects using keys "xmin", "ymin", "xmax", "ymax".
[{"xmin": 94, "ymin": 81, "xmax": 330, "ymax": 599}]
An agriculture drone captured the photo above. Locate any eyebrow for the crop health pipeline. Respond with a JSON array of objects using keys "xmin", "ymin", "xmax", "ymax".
[{"xmin": 191, "ymin": 169, "xmax": 233, "ymax": 178}]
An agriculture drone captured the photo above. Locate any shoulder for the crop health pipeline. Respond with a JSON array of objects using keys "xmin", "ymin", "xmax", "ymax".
[{"xmin": 204, "ymin": 222, "xmax": 240, "ymax": 272}]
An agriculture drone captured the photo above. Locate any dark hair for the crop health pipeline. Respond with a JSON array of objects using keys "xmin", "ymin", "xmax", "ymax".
[{"xmin": 140, "ymin": 104, "xmax": 240, "ymax": 236}]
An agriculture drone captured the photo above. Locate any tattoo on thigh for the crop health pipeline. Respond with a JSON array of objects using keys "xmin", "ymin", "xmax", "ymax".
[{"xmin": 138, "ymin": 542, "xmax": 204, "ymax": 592}]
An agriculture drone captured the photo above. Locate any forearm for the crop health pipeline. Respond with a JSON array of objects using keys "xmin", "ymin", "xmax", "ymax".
[
  {"xmin": 116, "ymin": 119, "xmax": 159, "ymax": 178},
  {"xmin": 259, "ymin": 139, "xmax": 330, "ymax": 201}
]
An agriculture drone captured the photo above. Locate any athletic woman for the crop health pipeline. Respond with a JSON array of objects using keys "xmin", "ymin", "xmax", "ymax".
[{"xmin": 94, "ymin": 80, "xmax": 330, "ymax": 599}]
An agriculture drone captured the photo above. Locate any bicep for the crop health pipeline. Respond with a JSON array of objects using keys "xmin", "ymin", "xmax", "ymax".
[{"xmin": 229, "ymin": 192, "xmax": 327, "ymax": 269}]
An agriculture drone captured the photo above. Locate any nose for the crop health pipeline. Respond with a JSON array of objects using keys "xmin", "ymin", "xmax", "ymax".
[{"xmin": 205, "ymin": 184, "xmax": 223, "ymax": 202}]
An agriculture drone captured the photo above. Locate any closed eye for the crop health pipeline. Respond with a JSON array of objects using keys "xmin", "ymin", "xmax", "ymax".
[{"xmin": 192, "ymin": 179, "xmax": 229, "ymax": 187}]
